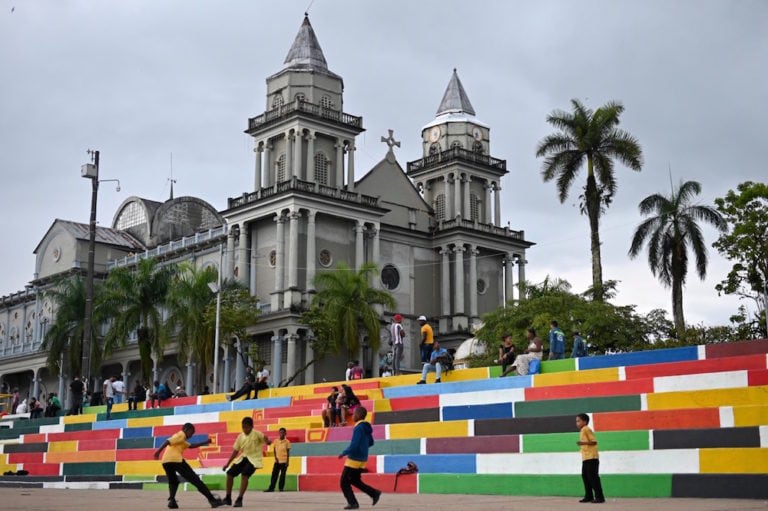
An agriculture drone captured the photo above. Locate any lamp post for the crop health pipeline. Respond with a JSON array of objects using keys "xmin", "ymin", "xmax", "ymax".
[
  {"xmin": 80, "ymin": 150, "xmax": 99, "ymax": 391},
  {"xmin": 208, "ymin": 244, "xmax": 224, "ymax": 393}
]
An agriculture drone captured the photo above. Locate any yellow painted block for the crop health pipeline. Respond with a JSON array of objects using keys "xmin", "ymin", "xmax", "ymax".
[
  {"xmin": 47, "ymin": 440, "xmax": 78, "ymax": 453},
  {"xmin": 379, "ymin": 374, "xmax": 425, "ymax": 388},
  {"xmin": 112, "ymin": 402, "xmax": 130, "ymax": 412},
  {"xmin": 220, "ymin": 410, "xmax": 255, "ymax": 423},
  {"xmin": 115, "ymin": 460, "xmax": 165, "ymax": 476},
  {"xmin": 534, "ymin": 367, "xmax": 619, "ymax": 387},
  {"xmin": 126, "ymin": 416, "xmax": 166, "ymax": 427},
  {"xmin": 62, "ymin": 413, "xmax": 98, "ymax": 425},
  {"xmin": 199, "ymin": 393, "xmax": 229, "ymax": 404},
  {"xmin": 700, "ymin": 447, "xmax": 768, "ymax": 473},
  {"xmin": 733, "ymin": 404, "xmax": 768, "ymax": 426},
  {"xmin": 442, "ymin": 368, "xmax": 490, "ymax": 382},
  {"xmin": 647, "ymin": 385, "xmax": 768, "ymax": 411},
  {"xmin": 388, "ymin": 420, "xmax": 469, "ymax": 439},
  {"xmin": 47, "ymin": 449, "xmax": 116, "ymax": 463},
  {"xmin": 373, "ymin": 399, "xmax": 392, "ymax": 412}
]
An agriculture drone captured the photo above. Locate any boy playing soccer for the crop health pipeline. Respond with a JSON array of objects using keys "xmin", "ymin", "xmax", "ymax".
[
  {"xmin": 222, "ymin": 416, "xmax": 270, "ymax": 507},
  {"xmin": 265, "ymin": 427, "xmax": 291, "ymax": 492}
]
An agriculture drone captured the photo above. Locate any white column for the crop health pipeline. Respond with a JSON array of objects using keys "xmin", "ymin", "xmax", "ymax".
[
  {"xmin": 306, "ymin": 210, "xmax": 317, "ymax": 293},
  {"xmin": 285, "ymin": 131, "xmax": 293, "ymax": 181},
  {"xmin": 454, "ymin": 245, "xmax": 465, "ymax": 315},
  {"xmin": 294, "ymin": 129, "xmax": 303, "ymax": 179},
  {"xmin": 305, "ymin": 342, "xmax": 315, "ymax": 384},
  {"xmin": 355, "ymin": 220, "xmax": 365, "ymax": 270},
  {"xmin": 272, "ymin": 214, "xmax": 285, "ymax": 310},
  {"xmin": 505, "ymin": 252, "xmax": 515, "ymax": 305},
  {"xmin": 236, "ymin": 223, "xmax": 248, "ymax": 286},
  {"xmin": 335, "ymin": 141, "xmax": 344, "ymax": 188},
  {"xmin": 440, "ymin": 246, "xmax": 451, "ymax": 316},
  {"xmin": 454, "ymin": 173, "xmax": 462, "ymax": 219},
  {"xmin": 286, "ymin": 334, "xmax": 297, "ymax": 386},
  {"xmin": 264, "ymin": 144, "xmax": 272, "ymax": 186},
  {"xmin": 249, "ymin": 229, "xmax": 258, "ymax": 295},
  {"xmin": 288, "ymin": 210, "xmax": 299, "ymax": 289},
  {"xmin": 517, "ymin": 256, "xmax": 526, "ymax": 300},
  {"xmin": 306, "ymin": 132, "xmax": 315, "ymax": 183},
  {"xmin": 371, "ymin": 224, "xmax": 380, "ymax": 275},
  {"xmin": 226, "ymin": 226, "xmax": 236, "ymax": 281},
  {"xmin": 484, "ymin": 182, "xmax": 492, "ymax": 224},
  {"xmin": 463, "ymin": 175, "xmax": 471, "ymax": 220},
  {"xmin": 271, "ymin": 334, "xmax": 282, "ymax": 387},
  {"xmin": 442, "ymin": 175, "xmax": 450, "ymax": 222},
  {"xmin": 347, "ymin": 142, "xmax": 356, "ymax": 191},
  {"xmin": 469, "ymin": 245, "xmax": 478, "ymax": 318},
  {"xmin": 185, "ymin": 360, "xmax": 194, "ymax": 395},
  {"xmin": 494, "ymin": 182, "xmax": 502, "ymax": 226},
  {"xmin": 254, "ymin": 143, "xmax": 262, "ymax": 191}
]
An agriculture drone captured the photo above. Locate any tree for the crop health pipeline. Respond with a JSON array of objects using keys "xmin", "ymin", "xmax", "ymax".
[
  {"xmin": 166, "ymin": 263, "xmax": 218, "ymax": 392},
  {"xmin": 307, "ymin": 262, "xmax": 396, "ymax": 358},
  {"xmin": 629, "ymin": 180, "xmax": 726, "ymax": 336},
  {"xmin": 536, "ymin": 99, "xmax": 643, "ymax": 301},
  {"xmin": 713, "ymin": 181, "xmax": 768, "ymax": 337},
  {"xmin": 100, "ymin": 258, "xmax": 175, "ymax": 382}
]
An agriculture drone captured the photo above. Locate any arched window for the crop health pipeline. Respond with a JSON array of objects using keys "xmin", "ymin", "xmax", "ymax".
[
  {"xmin": 429, "ymin": 143, "xmax": 440, "ymax": 155},
  {"xmin": 320, "ymin": 95, "xmax": 332, "ymax": 109},
  {"xmin": 272, "ymin": 94, "xmax": 284, "ymax": 109},
  {"xmin": 314, "ymin": 152, "xmax": 329, "ymax": 185},
  {"xmin": 276, "ymin": 154, "xmax": 286, "ymax": 182},
  {"xmin": 470, "ymin": 193, "xmax": 480, "ymax": 221},
  {"xmin": 433, "ymin": 193, "xmax": 446, "ymax": 220}
]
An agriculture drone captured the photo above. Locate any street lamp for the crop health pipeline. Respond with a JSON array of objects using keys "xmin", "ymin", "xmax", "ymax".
[{"xmin": 207, "ymin": 244, "xmax": 224, "ymax": 394}]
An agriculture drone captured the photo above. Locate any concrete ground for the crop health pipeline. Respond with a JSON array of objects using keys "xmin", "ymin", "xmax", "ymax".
[{"xmin": 0, "ymin": 489, "xmax": 765, "ymax": 511}]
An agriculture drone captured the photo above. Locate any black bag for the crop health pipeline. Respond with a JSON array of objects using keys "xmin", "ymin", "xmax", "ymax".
[{"xmin": 393, "ymin": 461, "xmax": 418, "ymax": 491}]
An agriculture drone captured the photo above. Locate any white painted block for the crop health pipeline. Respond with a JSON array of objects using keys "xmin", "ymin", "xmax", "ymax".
[
  {"xmin": 653, "ymin": 370, "xmax": 748, "ymax": 393},
  {"xmin": 39, "ymin": 423, "xmax": 66, "ymax": 434},
  {"xmin": 439, "ymin": 388, "xmax": 525, "ymax": 407},
  {"xmin": 719, "ymin": 406, "xmax": 735, "ymax": 428},
  {"xmin": 760, "ymin": 426, "xmax": 768, "ymax": 448},
  {"xmin": 697, "ymin": 345, "xmax": 706, "ymax": 360},
  {"xmin": 618, "ymin": 366, "xmax": 626, "ymax": 381},
  {"xmin": 163, "ymin": 411, "xmax": 221, "ymax": 425}
]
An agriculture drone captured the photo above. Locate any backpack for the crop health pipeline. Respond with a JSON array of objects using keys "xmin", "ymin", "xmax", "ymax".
[
  {"xmin": 393, "ymin": 461, "xmax": 418, "ymax": 491},
  {"xmin": 528, "ymin": 358, "xmax": 541, "ymax": 375}
]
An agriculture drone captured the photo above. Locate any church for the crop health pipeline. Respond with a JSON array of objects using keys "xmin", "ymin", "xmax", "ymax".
[{"xmin": 0, "ymin": 15, "xmax": 533, "ymax": 405}]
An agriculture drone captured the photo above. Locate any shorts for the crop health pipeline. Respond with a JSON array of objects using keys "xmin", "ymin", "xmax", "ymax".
[{"xmin": 226, "ymin": 458, "xmax": 256, "ymax": 478}]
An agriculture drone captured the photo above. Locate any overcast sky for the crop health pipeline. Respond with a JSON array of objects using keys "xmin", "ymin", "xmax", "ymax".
[{"xmin": 1, "ymin": 0, "xmax": 765, "ymax": 328}]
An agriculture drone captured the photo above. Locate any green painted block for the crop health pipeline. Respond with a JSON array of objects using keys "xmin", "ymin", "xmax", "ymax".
[
  {"xmin": 419, "ymin": 473, "xmax": 672, "ymax": 498},
  {"xmin": 62, "ymin": 461, "xmax": 116, "ymax": 476},
  {"xmin": 540, "ymin": 358, "xmax": 576, "ymax": 373},
  {"xmin": 522, "ymin": 430, "xmax": 649, "ymax": 453},
  {"xmin": 291, "ymin": 439, "xmax": 419, "ymax": 457},
  {"xmin": 489, "ymin": 366, "xmax": 503, "ymax": 377},
  {"xmin": 86, "ymin": 405, "xmax": 107, "ymax": 414},
  {"xmin": 199, "ymin": 473, "xmax": 297, "ymax": 492},
  {"xmin": 0, "ymin": 426, "xmax": 39, "ymax": 440},
  {"xmin": 64, "ymin": 422, "xmax": 93, "ymax": 432},
  {"xmin": 515, "ymin": 394, "xmax": 641, "ymax": 418},
  {"xmin": 117, "ymin": 437, "xmax": 156, "ymax": 449},
  {"xmin": 142, "ymin": 482, "xmax": 168, "ymax": 491}
]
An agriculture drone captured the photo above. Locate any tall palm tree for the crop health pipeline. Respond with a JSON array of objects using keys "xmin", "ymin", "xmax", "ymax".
[
  {"xmin": 166, "ymin": 262, "xmax": 218, "ymax": 392},
  {"xmin": 536, "ymin": 99, "xmax": 643, "ymax": 301},
  {"xmin": 629, "ymin": 180, "xmax": 727, "ymax": 336},
  {"xmin": 310, "ymin": 262, "xmax": 396, "ymax": 357},
  {"xmin": 100, "ymin": 258, "xmax": 175, "ymax": 382}
]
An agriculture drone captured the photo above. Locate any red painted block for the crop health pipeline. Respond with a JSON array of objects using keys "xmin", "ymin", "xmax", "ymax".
[
  {"xmin": 264, "ymin": 429, "xmax": 305, "ymax": 443},
  {"xmin": 525, "ymin": 379, "xmax": 654, "ymax": 401},
  {"xmin": 264, "ymin": 406, "xmax": 315, "ymax": 419},
  {"xmin": 593, "ymin": 408, "xmax": 720, "ymax": 432},
  {"xmin": 306, "ymin": 455, "xmax": 379, "ymax": 474},
  {"xmin": 313, "ymin": 381, "xmax": 381, "ymax": 394},
  {"xmin": 154, "ymin": 422, "xmax": 227, "ymax": 437},
  {"xmin": 23, "ymin": 433, "xmax": 46, "ymax": 443},
  {"xmin": 705, "ymin": 339, "xmax": 768, "ymax": 359},
  {"xmin": 426, "ymin": 435, "xmax": 520, "ymax": 454},
  {"xmin": 20, "ymin": 463, "xmax": 61, "ymax": 476},
  {"xmin": 292, "ymin": 397, "xmax": 328, "ymax": 406},
  {"xmin": 78, "ymin": 438, "xmax": 118, "ymax": 451},
  {"xmin": 8, "ymin": 452, "xmax": 44, "ymax": 464},
  {"xmin": 299, "ymin": 473, "xmax": 416, "ymax": 493},
  {"xmin": 325, "ymin": 424, "xmax": 387, "ymax": 443},
  {"xmin": 116, "ymin": 448, "xmax": 156, "ymax": 461},
  {"xmin": 47, "ymin": 429, "xmax": 120, "ymax": 442},
  {"xmin": 389, "ymin": 395, "xmax": 439, "ymax": 411},
  {"xmin": 626, "ymin": 354, "xmax": 767, "ymax": 380},
  {"xmin": 160, "ymin": 396, "xmax": 198, "ymax": 407},
  {"xmin": 748, "ymin": 369, "xmax": 768, "ymax": 386}
]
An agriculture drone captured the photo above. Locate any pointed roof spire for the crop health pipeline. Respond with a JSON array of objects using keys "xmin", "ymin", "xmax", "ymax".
[
  {"xmin": 283, "ymin": 14, "xmax": 329, "ymax": 72},
  {"xmin": 436, "ymin": 68, "xmax": 476, "ymax": 116}
]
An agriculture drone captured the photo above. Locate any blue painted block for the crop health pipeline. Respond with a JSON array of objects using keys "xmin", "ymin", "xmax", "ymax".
[
  {"xmin": 93, "ymin": 419, "xmax": 127, "ymax": 430},
  {"xmin": 383, "ymin": 454, "xmax": 476, "ymax": 474},
  {"xmin": 153, "ymin": 433, "xmax": 209, "ymax": 448},
  {"xmin": 231, "ymin": 396, "xmax": 292, "ymax": 411},
  {"xmin": 442, "ymin": 402, "xmax": 514, "ymax": 421},
  {"xmin": 174, "ymin": 404, "xmax": 211, "ymax": 414},
  {"xmin": 383, "ymin": 375, "xmax": 531, "ymax": 399},
  {"xmin": 579, "ymin": 346, "xmax": 699, "ymax": 370},
  {"xmin": 122, "ymin": 427, "xmax": 153, "ymax": 439}
]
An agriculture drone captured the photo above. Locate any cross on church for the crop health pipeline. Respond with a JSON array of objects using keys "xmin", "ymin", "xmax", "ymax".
[{"xmin": 381, "ymin": 129, "xmax": 400, "ymax": 153}]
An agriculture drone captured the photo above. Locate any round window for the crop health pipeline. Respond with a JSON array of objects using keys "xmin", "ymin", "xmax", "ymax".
[
  {"xmin": 269, "ymin": 250, "xmax": 277, "ymax": 268},
  {"xmin": 380, "ymin": 264, "xmax": 400, "ymax": 290},
  {"xmin": 318, "ymin": 249, "xmax": 333, "ymax": 268},
  {"xmin": 477, "ymin": 279, "xmax": 487, "ymax": 294}
]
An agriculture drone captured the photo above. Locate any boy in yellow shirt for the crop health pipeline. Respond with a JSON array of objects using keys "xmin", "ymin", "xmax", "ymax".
[
  {"xmin": 222, "ymin": 416, "xmax": 270, "ymax": 507},
  {"xmin": 265, "ymin": 427, "xmax": 291, "ymax": 492},
  {"xmin": 576, "ymin": 413, "xmax": 605, "ymax": 504},
  {"xmin": 153, "ymin": 422, "xmax": 223, "ymax": 509}
]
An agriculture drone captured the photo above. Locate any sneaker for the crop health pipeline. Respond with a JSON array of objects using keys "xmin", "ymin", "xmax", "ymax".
[
  {"xmin": 167, "ymin": 499, "xmax": 179, "ymax": 509},
  {"xmin": 593, "ymin": 499, "xmax": 605, "ymax": 504},
  {"xmin": 579, "ymin": 498, "xmax": 593, "ymax": 503},
  {"xmin": 223, "ymin": 496, "xmax": 232, "ymax": 506},
  {"xmin": 210, "ymin": 496, "xmax": 224, "ymax": 508},
  {"xmin": 233, "ymin": 497, "xmax": 243, "ymax": 508},
  {"xmin": 263, "ymin": 488, "xmax": 274, "ymax": 492},
  {"xmin": 435, "ymin": 379, "xmax": 441, "ymax": 383},
  {"xmin": 416, "ymin": 380, "xmax": 426, "ymax": 385},
  {"xmin": 372, "ymin": 490, "xmax": 381, "ymax": 506},
  {"xmin": 343, "ymin": 505, "xmax": 359, "ymax": 510},
  {"xmin": 226, "ymin": 396, "xmax": 232, "ymax": 401}
]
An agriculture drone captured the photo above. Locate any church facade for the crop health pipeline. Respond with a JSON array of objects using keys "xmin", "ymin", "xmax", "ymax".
[{"xmin": 0, "ymin": 16, "xmax": 533, "ymax": 406}]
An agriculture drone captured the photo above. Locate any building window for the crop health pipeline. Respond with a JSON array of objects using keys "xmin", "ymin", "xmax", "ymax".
[
  {"xmin": 320, "ymin": 95, "xmax": 332, "ymax": 109},
  {"xmin": 314, "ymin": 152, "xmax": 329, "ymax": 185},
  {"xmin": 276, "ymin": 154, "xmax": 286, "ymax": 182},
  {"xmin": 477, "ymin": 279, "xmax": 487, "ymax": 295},
  {"xmin": 470, "ymin": 193, "xmax": 480, "ymax": 221},
  {"xmin": 115, "ymin": 201, "xmax": 148, "ymax": 231},
  {"xmin": 380, "ymin": 264, "xmax": 400, "ymax": 290},
  {"xmin": 433, "ymin": 193, "xmax": 446, "ymax": 221},
  {"xmin": 272, "ymin": 94, "xmax": 284, "ymax": 109},
  {"xmin": 318, "ymin": 249, "xmax": 333, "ymax": 268}
]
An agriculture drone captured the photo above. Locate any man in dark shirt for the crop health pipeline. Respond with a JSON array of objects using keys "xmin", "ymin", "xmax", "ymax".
[{"xmin": 69, "ymin": 376, "xmax": 85, "ymax": 415}]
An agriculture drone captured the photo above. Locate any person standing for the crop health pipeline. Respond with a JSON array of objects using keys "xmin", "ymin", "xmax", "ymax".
[
  {"xmin": 11, "ymin": 387, "xmax": 20, "ymax": 414},
  {"xmin": 548, "ymin": 320, "xmax": 566, "ymax": 360},
  {"xmin": 128, "ymin": 380, "xmax": 147, "ymax": 411},
  {"xmin": 389, "ymin": 314, "xmax": 406, "ymax": 376},
  {"xmin": 154, "ymin": 422, "xmax": 223, "ymax": 509},
  {"xmin": 338, "ymin": 406, "xmax": 381, "ymax": 510},
  {"xmin": 572, "ymin": 332, "xmax": 588, "ymax": 358},
  {"xmin": 417, "ymin": 315, "xmax": 434, "ymax": 363},
  {"xmin": 222, "ymin": 416, "xmax": 270, "ymax": 507},
  {"xmin": 68, "ymin": 377, "xmax": 84, "ymax": 415},
  {"xmin": 576, "ymin": 413, "xmax": 605, "ymax": 504},
  {"xmin": 112, "ymin": 376, "xmax": 126, "ymax": 404},
  {"xmin": 103, "ymin": 375, "xmax": 116, "ymax": 420},
  {"xmin": 265, "ymin": 427, "xmax": 291, "ymax": 492}
]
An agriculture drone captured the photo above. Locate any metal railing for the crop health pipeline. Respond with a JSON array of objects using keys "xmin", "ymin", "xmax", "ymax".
[
  {"xmin": 247, "ymin": 100, "xmax": 363, "ymax": 131},
  {"xmin": 228, "ymin": 177, "xmax": 380, "ymax": 209},
  {"xmin": 407, "ymin": 146, "xmax": 506, "ymax": 173},
  {"xmin": 107, "ymin": 226, "xmax": 227, "ymax": 270}
]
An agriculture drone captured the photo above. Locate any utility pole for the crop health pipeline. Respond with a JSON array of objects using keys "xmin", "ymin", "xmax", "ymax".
[{"xmin": 81, "ymin": 150, "xmax": 99, "ymax": 391}]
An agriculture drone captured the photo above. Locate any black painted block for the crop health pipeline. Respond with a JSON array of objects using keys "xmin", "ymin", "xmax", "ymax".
[
  {"xmin": 654, "ymin": 427, "xmax": 760, "ymax": 449},
  {"xmin": 372, "ymin": 408, "xmax": 440, "ymax": 425},
  {"xmin": 672, "ymin": 474, "xmax": 768, "ymax": 499},
  {"xmin": 474, "ymin": 415, "xmax": 576, "ymax": 435}
]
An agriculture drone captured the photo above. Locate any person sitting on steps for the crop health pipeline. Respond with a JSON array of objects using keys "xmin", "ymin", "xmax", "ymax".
[{"xmin": 416, "ymin": 340, "xmax": 449, "ymax": 384}]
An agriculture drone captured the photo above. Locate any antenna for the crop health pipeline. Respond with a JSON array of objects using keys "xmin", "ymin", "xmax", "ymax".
[
  {"xmin": 305, "ymin": 0, "xmax": 316, "ymax": 15},
  {"xmin": 168, "ymin": 153, "xmax": 177, "ymax": 200},
  {"xmin": 668, "ymin": 163, "xmax": 674, "ymax": 194}
]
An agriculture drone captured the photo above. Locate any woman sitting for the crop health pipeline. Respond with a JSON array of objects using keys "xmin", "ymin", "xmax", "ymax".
[
  {"xmin": 508, "ymin": 328, "xmax": 543, "ymax": 376},
  {"xmin": 338, "ymin": 384, "xmax": 360, "ymax": 426},
  {"xmin": 322, "ymin": 386, "xmax": 340, "ymax": 427},
  {"xmin": 496, "ymin": 333, "xmax": 516, "ymax": 376}
]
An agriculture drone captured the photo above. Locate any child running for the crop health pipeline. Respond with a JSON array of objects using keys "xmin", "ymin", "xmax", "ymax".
[
  {"xmin": 264, "ymin": 427, "xmax": 291, "ymax": 492},
  {"xmin": 222, "ymin": 416, "xmax": 270, "ymax": 507},
  {"xmin": 153, "ymin": 422, "xmax": 223, "ymax": 509},
  {"xmin": 338, "ymin": 406, "xmax": 381, "ymax": 509}
]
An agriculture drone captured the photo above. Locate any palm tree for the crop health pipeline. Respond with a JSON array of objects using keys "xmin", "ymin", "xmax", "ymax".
[
  {"xmin": 629, "ymin": 180, "xmax": 727, "ymax": 336},
  {"xmin": 310, "ymin": 262, "xmax": 396, "ymax": 357},
  {"xmin": 166, "ymin": 262, "xmax": 218, "ymax": 392},
  {"xmin": 100, "ymin": 258, "xmax": 175, "ymax": 382},
  {"xmin": 536, "ymin": 99, "xmax": 643, "ymax": 301}
]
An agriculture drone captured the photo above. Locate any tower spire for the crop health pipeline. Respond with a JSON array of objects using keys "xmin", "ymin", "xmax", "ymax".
[
  {"xmin": 436, "ymin": 68, "xmax": 476, "ymax": 116},
  {"xmin": 283, "ymin": 15, "xmax": 329, "ymax": 71}
]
